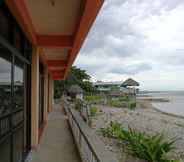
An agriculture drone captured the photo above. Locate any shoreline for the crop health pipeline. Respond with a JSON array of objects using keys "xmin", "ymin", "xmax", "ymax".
[
  {"xmin": 138, "ymin": 97, "xmax": 184, "ymax": 119},
  {"xmin": 91, "ymin": 100, "xmax": 184, "ymax": 161},
  {"xmin": 153, "ymin": 106, "xmax": 184, "ymax": 120},
  {"xmin": 137, "ymin": 96, "xmax": 170, "ymax": 102}
]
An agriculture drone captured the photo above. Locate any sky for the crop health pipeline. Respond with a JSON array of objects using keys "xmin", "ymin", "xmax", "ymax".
[{"xmin": 74, "ymin": 0, "xmax": 184, "ymax": 91}]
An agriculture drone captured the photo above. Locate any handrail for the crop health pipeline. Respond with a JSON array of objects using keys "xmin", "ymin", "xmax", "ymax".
[
  {"xmin": 67, "ymin": 103, "xmax": 100, "ymax": 162},
  {"xmin": 62, "ymin": 98, "xmax": 117, "ymax": 162}
]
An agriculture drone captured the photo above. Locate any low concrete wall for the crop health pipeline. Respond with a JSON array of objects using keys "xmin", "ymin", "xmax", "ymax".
[{"xmin": 63, "ymin": 99, "xmax": 117, "ymax": 162}]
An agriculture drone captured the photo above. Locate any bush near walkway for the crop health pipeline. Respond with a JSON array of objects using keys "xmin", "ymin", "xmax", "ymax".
[
  {"xmin": 90, "ymin": 106, "xmax": 98, "ymax": 117},
  {"xmin": 128, "ymin": 101, "xmax": 136, "ymax": 110}
]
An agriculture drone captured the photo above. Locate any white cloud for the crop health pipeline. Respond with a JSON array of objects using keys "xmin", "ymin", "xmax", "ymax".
[{"xmin": 75, "ymin": 0, "xmax": 184, "ymax": 91}]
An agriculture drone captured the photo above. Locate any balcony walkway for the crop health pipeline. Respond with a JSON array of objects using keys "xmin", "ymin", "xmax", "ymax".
[{"xmin": 30, "ymin": 104, "xmax": 81, "ymax": 162}]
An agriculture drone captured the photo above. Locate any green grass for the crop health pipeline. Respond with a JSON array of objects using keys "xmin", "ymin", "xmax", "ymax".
[
  {"xmin": 119, "ymin": 96, "xmax": 129, "ymax": 102},
  {"xmin": 84, "ymin": 95, "xmax": 137, "ymax": 110},
  {"xmin": 85, "ymin": 95, "xmax": 102, "ymax": 104},
  {"xmin": 90, "ymin": 106, "xmax": 98, "ymax": 117},
  {"xmin": 107, "ymin": 100, "xmax": 124, "ymax": 108},
  {"xmin": 107, "ymin": 99, "xmax": 135, "ymax": 109},
  {"xmin": 100, "ymin": 121, "xmax": 179, "ymax": 162},
  {"xmin": 107, "ymin": 96, "xmax": 137, "ymax": 109},
  {"xmin": 74, "ymin": 98, "xmax": 83, "ymax": 111},
  {"xmin": 100, "ymin": 121, "xmax": 124, "ymax": 138},
  {"xmin": 128, "ymin": 101, "xmax": 136, "ymax": 110}
]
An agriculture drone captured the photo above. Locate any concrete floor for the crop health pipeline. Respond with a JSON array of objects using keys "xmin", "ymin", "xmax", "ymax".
[{"xmin": 31, "ymin": 104, "xmax": 81, "ymax": 162}]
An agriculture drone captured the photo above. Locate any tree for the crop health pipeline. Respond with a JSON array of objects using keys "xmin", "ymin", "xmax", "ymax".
[{"xmin": 54, "ymin": 66, "xmax": 96, "ymax": 98}]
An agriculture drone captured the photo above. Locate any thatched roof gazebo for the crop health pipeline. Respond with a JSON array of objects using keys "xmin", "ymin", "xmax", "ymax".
[
  {"xmin": 121, "ymin": 78, "xmax": 139, "ymax": 87},
  {"xmin": 121, "ymin": 78, "xmax": 140, "ymax": 96},
  {"xmin": 68, "ymin": 85, "xmax": 83, "ymax": 99},
  {"xmin": 68, "ymin": 85, "xmax": 83, "ymax": 94}
]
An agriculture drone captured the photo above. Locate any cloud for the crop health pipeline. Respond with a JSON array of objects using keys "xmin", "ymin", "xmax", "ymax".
[
  {"xmin": 0, "ymin": 59, "xmax": 11, "ymax": 74},
  {"xmin": 109, "ymin": 63, "xmax": 152, "ymax": 75},
  {"xmin": 75, "ymin": 0, "xmax": 184, "ymax": 90}
]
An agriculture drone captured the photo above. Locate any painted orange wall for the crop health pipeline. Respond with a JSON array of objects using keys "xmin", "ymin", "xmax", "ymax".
[{"xmin": 31, "ymin": 47, "xmax": 40, "ymax": 147}]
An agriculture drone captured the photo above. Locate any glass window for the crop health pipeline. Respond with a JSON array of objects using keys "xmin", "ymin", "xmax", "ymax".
[
  {"xmin": 0, "ymin": 45, "xmax": 12, "ymax": 117},
  {"xmin": 0, "ymin": 137, "xmax": 11, "ymax": 162},
  {"xmin": 14, "ymin": 26, "xmax": 24, "ymax": 54},
  {"xmin": 14, "ymin": 58, "xmax": 24, "ymax": 111},
  {"xmin": 12, "ymin": 111, "xmax": 23, "ymax": 127},
  {"xmin": 0, "ymin": 117, "xmax": 10, "ymax": 136},
  {"xmin": 23, "ymin": 39, "xmax": 32, "ymax": 61},
  {"xmin": 0, "ymin": 8, "xmax": 11, "ymax": 41},
  {"xmin": 13, "ymin": 128, "xmax": 23, "ymax": 162}
]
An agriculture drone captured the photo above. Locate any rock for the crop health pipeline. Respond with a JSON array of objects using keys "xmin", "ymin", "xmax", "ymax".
[{"xmin": 92, "ymin": 105, "xmax": 184, "ymax": 161}]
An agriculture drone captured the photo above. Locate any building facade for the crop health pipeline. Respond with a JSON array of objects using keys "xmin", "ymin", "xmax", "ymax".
[
  {"xmin": 0, "ymin": 1, "xmax": 103, "ymax": 162},
  {"xmin": 94, "ymin": 81, "xmax": 123, "ymax": 92},
  {"xmin": 94, "ymin": 79, "xmax": 140, "ymax": 94}
]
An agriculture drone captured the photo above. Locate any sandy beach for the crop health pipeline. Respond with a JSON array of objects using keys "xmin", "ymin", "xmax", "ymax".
[{"xmin": 90, "ymin": 100, "xmax": 184, "ymax": 162}]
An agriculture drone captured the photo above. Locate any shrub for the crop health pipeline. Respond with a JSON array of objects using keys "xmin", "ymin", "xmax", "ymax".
[
  {"xmin": 100, "ymin": 121, "xmax": 124, "ymax": 139},
  {"xmin": 128, "ymin": 101, "xmax": 136, "ymax": 110},
  {"xmin": 108, "ymin": 100, "xmax": 123, "ymax": 108},
  {"xmin": 85, "ymin": 95, "xmax": 102, "ymax": 104},
  {"xmin": 74, "ymin": 98, "xmax": 83, "ymax": 111},
  {"xmin": 107, "ymin": 99, "xmax": 129, "ymax": 108},
  {"xmin": 100, "ymin": 122, "xmax": 179, "ymax": 162},
  {"xmin": 123, "ymin": 129, "xmax": 178, "ymax": 162},
  {"xmin": 90, "ymin": 106, "xmax": 98, "ymax": 117},
  {"xmin": 119, "ymin": 96, "xmax": 129, "ymax": 102}
]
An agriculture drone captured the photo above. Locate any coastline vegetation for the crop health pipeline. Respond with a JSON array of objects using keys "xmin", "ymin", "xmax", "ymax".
[
  {"xmin": 90, "ymin": 106, "xmax": 98, "ymax": 117},
  {"xmin": 107, "ymin": 99, "xmax": 124, "ymax": 107},
  {"xmin": 119, "ymin": 96, "xmax": 129, "ymax": 102},
  {"xmin": 108, "ymin": 96, "xmax": 136, "ymax": 109},
  {"xmin": 84, "ymin": 94, "xmax": 137, "ymax": 109},
  {"xmin": 85, "ymin": 95, "xmax": 102, "ymax": 104},
  {"xmin": 74, "ymin": 98, "xmax": 83, "ymax": 111},
  {"xmin": 128, "ymin": 101, "xmax": 136, "ymax": 110},
  {"xmin": 54, "ymin": 66, "xmax": 96, "ymax": 99},
  {"xmin": 100, "ymin": 121, "xmax": 179, "ymax": 162}
]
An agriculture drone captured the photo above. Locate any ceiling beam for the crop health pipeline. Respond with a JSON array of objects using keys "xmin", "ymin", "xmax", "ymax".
[
  {"xmin": 6, "ymin": 0, "xmax": 37, "ymax": 45},
  {"xmin": 64, "ymin": 0, "xmax": 104, "ymax": 79},
  {"xmin": 47, "ymin": 60, "xmax": 67, "ymax": 67},
  {"xmin": 52, "ymin": 71, "xmax": 64, "ymax": 80},
  {"xmin": 53, "ymin": 77, "xmax": 64, "ymax": 80},
  {"xmin": 52, "ymin": 74, "xmax": 64, "ymax": 78},
  {"xmin": 37, "ymin": 35, "xmax": 73, "ymax": 49},
  {"xmin": 48, "ymin": 66, "xmax": 66, "ymax": 71},
  {"xmin": 73, "ymin": 0, "xmax": 87, "ymax": 36},
  {"xmin": 51, "ymin": 70, "xmax": 65, "ymax": 76}
]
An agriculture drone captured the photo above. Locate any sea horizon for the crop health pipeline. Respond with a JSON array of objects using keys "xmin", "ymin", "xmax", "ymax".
[{"xmin": 143, "ymin": 91, "xmax": 184, "ymax": 117}]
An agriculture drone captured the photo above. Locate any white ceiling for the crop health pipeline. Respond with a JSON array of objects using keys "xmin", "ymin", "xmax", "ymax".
[
  {"xmin": 43, "ymin": 48, "xmax": 68, "ymax": 60},
  {"xmin": 25, "ymin": 0, "xmax": 81, "ymax": 35}
]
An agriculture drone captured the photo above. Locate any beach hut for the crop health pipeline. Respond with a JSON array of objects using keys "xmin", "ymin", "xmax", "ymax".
[
  {"xmin": 68, "ymin": 85, "xmax": 84, "ymax": 100},
  {"xmin": 108, "ymin": 90, "xmax": 123, "ymax": 98},
  {"xmin": 122, "ymin": 78, "xmax": 139, "ymax": 87},
  {"xmin": 120, "ymin": 86, "xmax": 129, "ymax": 94},
  {"xmin": 121, "ymin": 78, "xmax": 140, "ymax": 95}
]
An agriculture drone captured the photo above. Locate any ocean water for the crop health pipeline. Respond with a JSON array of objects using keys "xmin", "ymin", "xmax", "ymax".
[{"xmin": 148, "ymin": 91, "xmax": 184, "ymax": 117}]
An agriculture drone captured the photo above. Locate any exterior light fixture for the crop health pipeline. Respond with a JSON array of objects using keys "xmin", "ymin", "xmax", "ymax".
[{"xmin": 50, "ymin": 0, "xmax": 55, "ymax": 7}]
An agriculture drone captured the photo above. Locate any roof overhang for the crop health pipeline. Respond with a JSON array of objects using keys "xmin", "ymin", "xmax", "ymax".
[{"xmin": 5, "ymin": 0, "xmax": 104, "ymax": 80}]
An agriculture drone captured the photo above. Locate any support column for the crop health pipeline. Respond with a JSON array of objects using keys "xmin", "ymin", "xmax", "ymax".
[
  {"xmin": 31, "ymin": 47, "xmax": 39, "ymax": 147},
  {"xmin": 44, "ymin": 68, "xmax": 49, "ymax": 121},
  {"xmin": 48, "ymin": 76, "xmax": 54, "ymax": 112}
]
